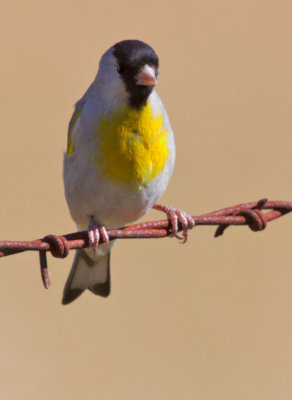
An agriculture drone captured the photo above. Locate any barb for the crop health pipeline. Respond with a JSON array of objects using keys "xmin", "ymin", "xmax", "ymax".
[{"xmin": 0, "ymin": 199, "xmax": 291, "ymax": 289}]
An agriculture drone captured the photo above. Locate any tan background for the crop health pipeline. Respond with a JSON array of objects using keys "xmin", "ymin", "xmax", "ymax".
[{"xmin": 0, "ymin": 0, "xmax": 291, "ymax": 399}]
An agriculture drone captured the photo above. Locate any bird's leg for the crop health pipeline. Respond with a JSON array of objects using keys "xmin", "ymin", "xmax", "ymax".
[
  {"xmin": 152, "ymin": 204, "xmax": 195, "ymax": 243},
  {"xmin": 88, "ymin": 216, "xmax": 109, "ymax": 250}
]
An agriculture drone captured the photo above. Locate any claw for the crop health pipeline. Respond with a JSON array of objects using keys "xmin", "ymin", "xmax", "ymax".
[
  {"xmin": 99, "ymin": 226, "xmax": 109, "ymax": 244},
  {"xmin": 152, "ymin": 204, "xmax": 195, "ymax": 243},
  {"xmin": 88, "ymin": 217, "xmax": 109, "ymax": 252}
]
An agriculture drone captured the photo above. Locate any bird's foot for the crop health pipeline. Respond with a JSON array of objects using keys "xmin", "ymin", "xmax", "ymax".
[
  {"xmin": 88, "ymin": 217, "xmax": 109, "ymax": 252},
  {"xmin": 153, "ymin": 204, "xmax": 195, "ymax": 243}
]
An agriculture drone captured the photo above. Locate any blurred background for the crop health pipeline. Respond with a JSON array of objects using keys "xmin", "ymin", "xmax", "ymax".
[{"xmin": 0, "ymin": 0, "xmax": 291, "ymax": 399}]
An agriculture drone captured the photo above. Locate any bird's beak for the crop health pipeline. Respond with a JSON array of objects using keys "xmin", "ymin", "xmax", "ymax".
[{"xmin": 135, "ymin": 65, "xmax": 157, "ymax": 86}]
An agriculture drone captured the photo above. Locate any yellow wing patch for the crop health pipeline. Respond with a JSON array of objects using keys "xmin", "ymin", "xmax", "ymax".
[
  {"xmin": 95, "ymin": 102, "xmax": 169, "ymax": 189},
  {"xmin": 66, "ymin": 108, "xmax": 82, "ymax": 155}
]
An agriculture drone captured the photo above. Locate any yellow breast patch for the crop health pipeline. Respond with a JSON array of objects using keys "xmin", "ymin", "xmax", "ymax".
[{"xmin": 95, "ymin": 102, "xmax": 169, "ymax": 189}]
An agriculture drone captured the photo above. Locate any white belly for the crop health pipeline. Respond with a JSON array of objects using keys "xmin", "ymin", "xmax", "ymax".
[{"xmin": 63, "ymin": 146, "xmax": 175, "ymax": 230}]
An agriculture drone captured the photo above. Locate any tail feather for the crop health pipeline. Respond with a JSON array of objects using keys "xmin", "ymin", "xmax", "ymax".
[
  {"xmin": 88, "ymin": 252, "xmax": 111, "ymax": 297},
  {"xmin": 62, "ymin": 249, "xmax": 110, "ymax": 305}
]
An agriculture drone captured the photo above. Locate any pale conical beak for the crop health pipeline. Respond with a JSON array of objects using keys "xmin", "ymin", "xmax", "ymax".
[{"xmin": 135, "ymin": 65, "xmax": 157, "ymax": 86}]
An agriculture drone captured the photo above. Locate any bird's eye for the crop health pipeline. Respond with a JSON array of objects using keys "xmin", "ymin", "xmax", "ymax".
[{"xmin": 116, "ymin": 64, "xmax": 125, "ymax": 74}]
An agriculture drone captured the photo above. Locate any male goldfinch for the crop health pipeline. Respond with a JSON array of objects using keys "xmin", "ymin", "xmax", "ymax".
[{"xmin": 62, "ymin": 40, "xmax": 194, "ymax": 305}]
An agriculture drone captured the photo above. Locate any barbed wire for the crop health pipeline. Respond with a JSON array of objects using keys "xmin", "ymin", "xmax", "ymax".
[{"xmin": 0, "ymin": 199, "xmax": 291, "ymax": 289}]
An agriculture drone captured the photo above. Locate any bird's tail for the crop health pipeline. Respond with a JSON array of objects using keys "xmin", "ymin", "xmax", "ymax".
[{"xmin": 62, "ymin": 248, "xmax": 110, "ymax": 305}]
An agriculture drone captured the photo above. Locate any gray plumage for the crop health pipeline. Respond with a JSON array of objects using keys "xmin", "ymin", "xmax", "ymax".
[{"xmin": 62, "ymin": 40, "xmax": 175, "ymax": 304}]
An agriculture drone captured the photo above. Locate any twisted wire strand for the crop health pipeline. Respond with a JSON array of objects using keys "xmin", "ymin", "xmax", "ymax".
[{"xmin": 0, "ymin": 199, "xmax": 291, "ymax": 288}]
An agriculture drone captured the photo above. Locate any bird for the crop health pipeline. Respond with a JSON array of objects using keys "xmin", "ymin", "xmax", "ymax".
[{"xmin": 62, "ymin": 39, "xmax": 194, "ymax": 305}]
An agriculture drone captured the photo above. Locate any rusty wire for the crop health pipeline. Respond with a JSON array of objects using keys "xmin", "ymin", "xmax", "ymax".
[{"xmin": 0, "ymin": 199, "xmax": 291, "ymax": 289}]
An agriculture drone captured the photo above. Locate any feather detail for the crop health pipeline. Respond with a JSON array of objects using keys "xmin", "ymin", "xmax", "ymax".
[
  {"xmin": 66, "ymin": 99, "xmax": 84, "ymax": 155},
  {"xmin": 95, "ymin": 101, "xmax": 169, "ymax": 189}
]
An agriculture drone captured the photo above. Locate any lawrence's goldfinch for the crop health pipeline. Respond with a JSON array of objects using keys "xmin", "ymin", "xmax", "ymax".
[{"xmin": 62, "ymin": 40, "xmax": 194, "ymax": 305}]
